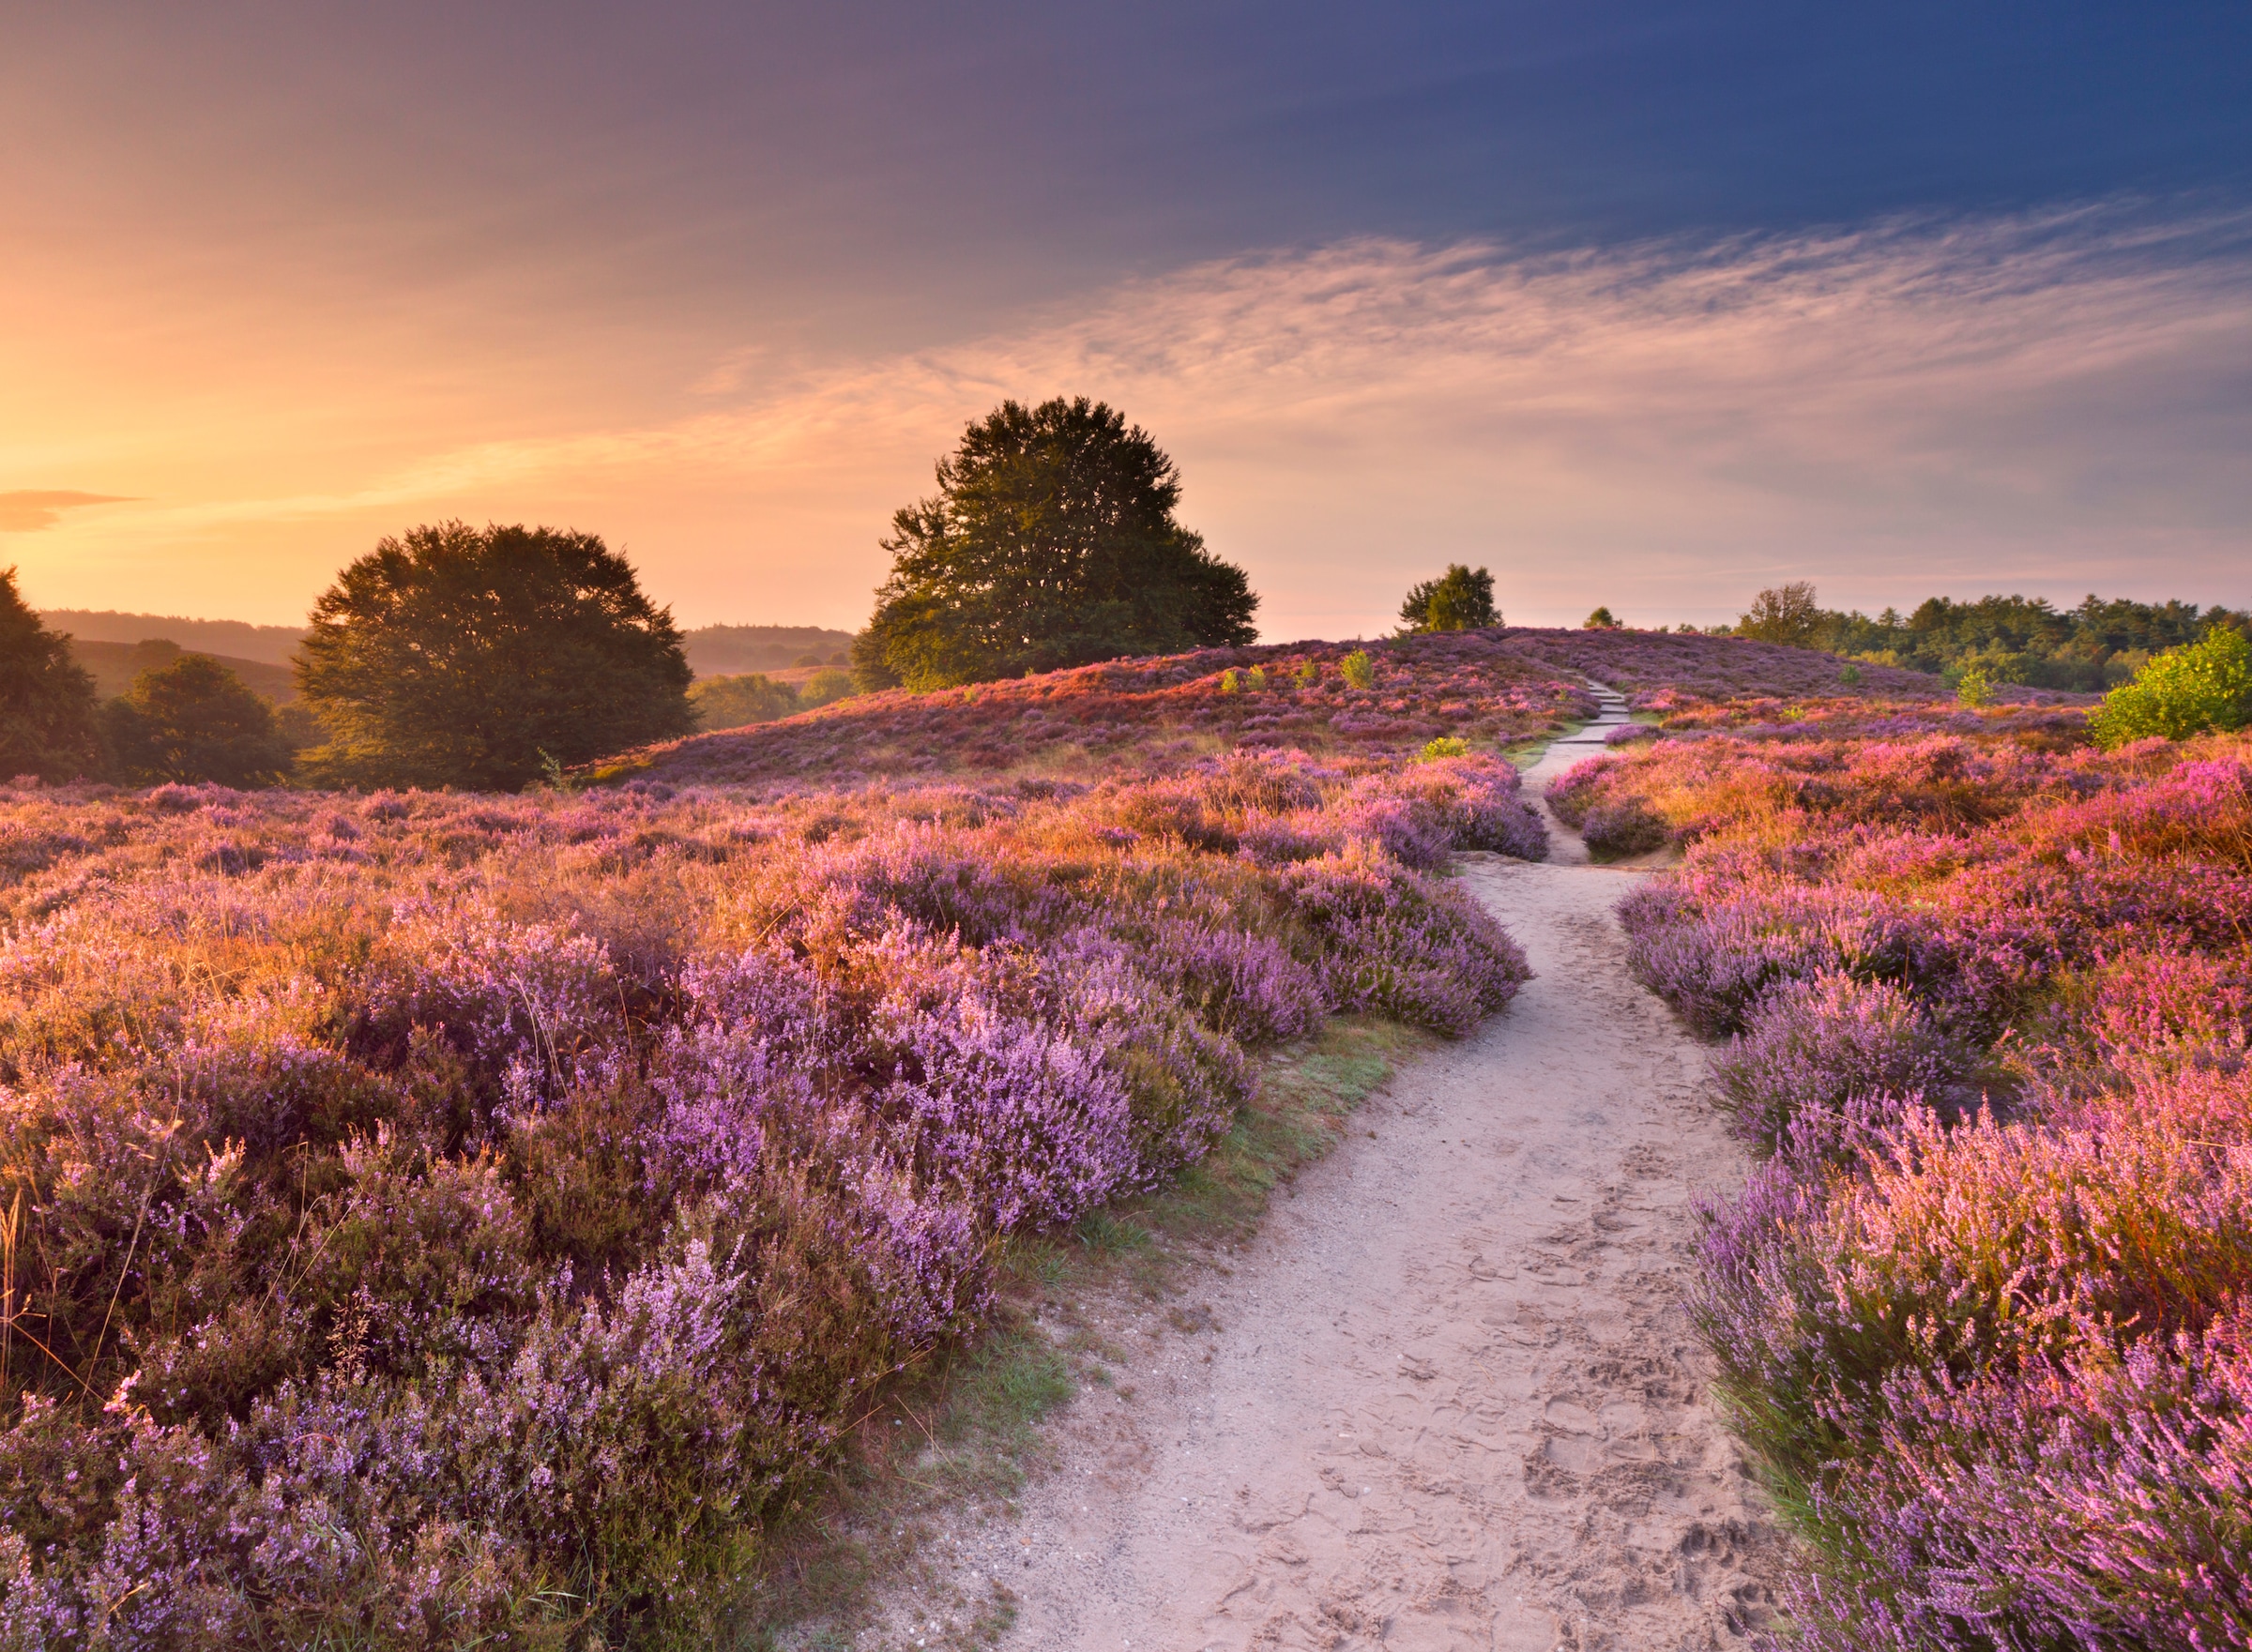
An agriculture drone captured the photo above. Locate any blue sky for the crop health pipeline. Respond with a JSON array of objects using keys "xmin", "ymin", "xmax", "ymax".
[{"xmin": 4, "ymin": 3, "xmax": 2246, "ymax": 632}]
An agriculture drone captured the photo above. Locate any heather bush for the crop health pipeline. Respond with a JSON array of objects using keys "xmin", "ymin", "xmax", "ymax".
[
  {"xmin": 1784, "ymin": 1321, "xmax": 2252, "ymax": 1652},
  {"xmin": 0, "ymin": 738, "xmax": 1533, "ymax": 1642},
  {"xmin": 1607, "ymin": 720, "xmax": 2252, "ymax": 1646},
  {"xmin": 1710, "ymin": 972, "xmax": 1968, "ymax": 1155}
]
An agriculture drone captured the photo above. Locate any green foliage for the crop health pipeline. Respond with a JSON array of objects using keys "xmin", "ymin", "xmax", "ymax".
[
  {"xmin": 861, "ymin": 397, "xmax": 1259, "ymax": 690},
  {"xmin": 1246, "ymin": 665, "xmax": 1268, "ymax": 691},
  {"xmin": 1397, "ymin": 564, "xmax": 1499, "ymax": 633},
  {"xmin": 1735, "ymin": 582, "xmax": 1822, "ymax": 647},
  {"xmin": 295, "ymin": 522, "xmax": 694, "ymax": 791},
  {"xmin": 688, "ymin": 672, "xmax": 800, "ymax": 731},
  {"xmin": 1293, "ymin": 659, "xmax": 1319, "ymax": 689},
  {"xmin": 1219, "ymin": 668, "xmax": 1242, "ymax": 695},
  {"xmin": 2088, "ymin": 627, "xmax": 2252, "ymax": 749},
  {"xmin": 1955, "ymin": 666, "xmax": 1996, "ymax": 709},
  {"xmin": 1583, "ymin": 606, "xmax": 1621, "ymax": 629},
  {"xmin": 102, "ymin": 653, "xmax": 296, "ymax": 786},
  {"xmin": 1837, "ymin": 662, "xmax": 1862, "ymax": 686},
  {"xmin": 0, "ymin": 568, "xmax": 102, "ymax": 782},
  {"xmin": 848, "ymin": 621, "xmax": 903, "ymax": 693},
  {"xmin": 797, "ymin": 668, "xmax": 857, "ymax": 709},
  {"xmin": 1417, "ymin": 735, "xmax": 1469, "ymax": 761},
  {"xmin": 1810, "ymin": 591, "xmax": 2249, "ymax": 691},
  {"xmin": 1340, "ymin": 649, "xmax": 1376, "ymax": 690}
]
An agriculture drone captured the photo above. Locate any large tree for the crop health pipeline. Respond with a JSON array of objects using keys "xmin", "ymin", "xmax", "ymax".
[
  {"xmin": 295, "ymin": 523, "xmax": 693, "ymax": 791},
  {"xmin": 0, "ymin": 568, "xmax": 102, "ymax": 781},
  {"xmin": 102, "ymin": 654, "xmax": 296, "ymax": 787},
  {"xmin": 858, "ymin": 397, "xmax": 1257, "ymax": 690}
]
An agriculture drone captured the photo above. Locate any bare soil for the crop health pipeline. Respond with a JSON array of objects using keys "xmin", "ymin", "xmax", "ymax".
[{"xmin": 866, "ymin": 715, "xmax": 1786, "ymax": 1650}]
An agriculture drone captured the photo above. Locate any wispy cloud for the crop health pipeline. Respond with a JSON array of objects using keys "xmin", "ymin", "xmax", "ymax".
[
  {"xmin": 0, "ymin": 490, "xmax": 139, "ymax": 532},
  {"xmin": 22, "ymin": 205, "xmax": 2252, "ymax": 629}
]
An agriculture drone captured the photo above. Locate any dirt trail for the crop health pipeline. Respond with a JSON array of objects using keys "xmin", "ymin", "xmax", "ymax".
[{"xmin": 904, "ymin": 711, "xmax": 1781, "ymax": 1651}]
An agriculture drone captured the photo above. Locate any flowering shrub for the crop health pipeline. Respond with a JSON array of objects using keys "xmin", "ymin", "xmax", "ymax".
[
  {"xmin": 616, "ymin": 630, "xmax": 1591, "ymax": 790},
  {"xmin": 1602, "ymin": 718, "xmax": 2252, "ymax": 1647},
  {"xmin": 0, "ymin": 738, "xmax": 1532, "ymax": 1644}
]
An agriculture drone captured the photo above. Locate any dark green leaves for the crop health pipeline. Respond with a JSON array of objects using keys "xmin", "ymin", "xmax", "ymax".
[
  {"xmin": 294, "ymin": 523, "xmax": 693, "ymax": 791},
  {"xmin": 862, "ymin": 398, "xmax": 1257, "ymax": 690}
]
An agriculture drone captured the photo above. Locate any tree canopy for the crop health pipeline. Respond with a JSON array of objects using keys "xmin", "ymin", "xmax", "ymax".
[
  {"xmin": 2089, "ymin": 628, "xmax": 2252, "ymax": 749},
  {"xmin": 0, "ymin": 568, "xmax": 102, "ymax": 782},
  {"xmin": 1735, "ymin": 582, "xmax": 1823, "ymax": 647},
  {"xmin": 295, "ymin": 523, "xmax": 693, "ymax": 791},
  {"xmin": 687, "ymin": 672, "xmax": 801, "ymax": 731},
  {"xmin": 857, "ymin": 398, "xmax": 1257, "ymax": 690},
  {"xmin": 1397, "ymin": 565, "xmax": 1499, "ymax": 633},
  {"xmin": 103, "ymin": 654, "xmax": 296, "ymax": 787},
  {"xmin": 1727, "ymin": 584, "xmax": 2252, "ymax": 690}
]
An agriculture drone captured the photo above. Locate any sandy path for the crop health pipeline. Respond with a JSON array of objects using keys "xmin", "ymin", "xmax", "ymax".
[{"xmin": 900, "ymin": 711, "xmax": 1780, "ymax": 1651}]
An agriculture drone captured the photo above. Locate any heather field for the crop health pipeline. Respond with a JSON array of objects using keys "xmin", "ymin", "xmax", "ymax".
[
  {"xmin": 3, "ymin": 622, "xmax": 2237, "ymax": 1649},
  {"xmin": 1553, "ymin": 716, "xmax": 2252, "ymax": 1648},
  {"xmin": 0, "ymin": 740, "xmax": 1540, "ymax": 1644},
  {"xmin": 616, "ymin": 631, "xmax": 1598, "ymax": 790}
]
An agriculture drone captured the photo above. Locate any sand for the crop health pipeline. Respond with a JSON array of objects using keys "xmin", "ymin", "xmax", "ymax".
[{"xmin": 889, "ymin": 704, "xmax": 1785, "ymax": 1650}]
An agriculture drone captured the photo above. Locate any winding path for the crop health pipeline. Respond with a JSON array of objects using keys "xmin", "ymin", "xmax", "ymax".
[{"xmin": 904, "ymin": 699, "xmax": 1783, "ymax": 1650}]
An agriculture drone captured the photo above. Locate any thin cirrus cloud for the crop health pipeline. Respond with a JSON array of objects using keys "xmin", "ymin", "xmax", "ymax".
[
  {"xmin": 0, "ymin": 491, "xmax": 139, "ymax": 533},
  {"xmin": 17, "ymin": 204, "xmax": 2251, "ymax": 635}
]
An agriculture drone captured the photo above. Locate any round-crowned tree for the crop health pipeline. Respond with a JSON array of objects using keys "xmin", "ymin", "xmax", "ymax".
[
  {"xmin": 295, "ymin": 523, "xmax": 693, "ymax": 791},
  {"xmin": 857, "ymin": 397, "xmax": 1257, "ymax": 690},
  {"xmin": 103, "ymin": 653, "xmax": 296, "ymax": 786},
  {"xmin": 1397, "ymin": 565, "xmax": 1499, "ymax": 634},
  {"xmin": 0, "ymin": 568, "xmax": 102, "ymax": 782}
]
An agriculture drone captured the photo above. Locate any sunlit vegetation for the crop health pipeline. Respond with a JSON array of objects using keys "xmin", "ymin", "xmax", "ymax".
[
  {"xmin": 0, "ymin": 728, "xmax": 1546, "ymax": 1642},
  {"xmin": 1556, "ymin": 692, "xmax": 2252, "ymax": 1646}
]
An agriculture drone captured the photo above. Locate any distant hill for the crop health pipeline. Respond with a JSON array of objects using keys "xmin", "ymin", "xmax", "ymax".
[
  {"xmin": 609, "ymin": 626, "xmax": 2093, "ymax": 793},
  {"xmin": 41, "ymin": 611, "xmax": 854, "ymax": 680},
  {"xmin": 681, "ymin": 624, "xmax": 855, "ymax": 675},
  {"xmin": 41, "ymin": 610, "xmax": 308, "ymax": 665},
  {"xmin": 69, "ymin": 639, "xmax": 300, "ymax": 704}
]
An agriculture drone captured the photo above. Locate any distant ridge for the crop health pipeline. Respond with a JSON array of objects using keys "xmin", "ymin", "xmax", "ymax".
[
  {"xmin": 68, "ymin": 639, "xmax": 300, "ymax": 703},
  {"xmin": 41, "ymin": 610, "xmax": 307, "ymax": 664},
  {"xmin": 680, "ymin": 624, "xmax": 856, "ymax": 675},
  {"xmin": 38, "ymin": 611, "xmax": 857, "ymax": 678}
]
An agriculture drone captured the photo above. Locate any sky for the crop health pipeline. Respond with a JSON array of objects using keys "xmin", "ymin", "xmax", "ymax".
[{"xmin": 4, "ymin": 2, "xmax": 2247, "ymax": 639}]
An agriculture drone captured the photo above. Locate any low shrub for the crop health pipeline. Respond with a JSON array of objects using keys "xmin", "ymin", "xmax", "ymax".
[
  {"xmin": 0, "ymin": 746, "xmax": 1534, "ymax": 1643},
  {"xmin": 1606, "ymin": 717, "xmax": 2252, "ymax": 1644},
  {"xmin": 2090, "ymin": 628, "xmax": 2252, "ymax": 749}
]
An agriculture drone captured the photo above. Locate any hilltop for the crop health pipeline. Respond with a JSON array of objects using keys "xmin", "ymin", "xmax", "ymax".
[
  {"xmin": 68, "ymin": 637, "xmax": 300, "ymax": 703},
  {"xmin": 39, "ymin": 609, "xmax": 307, "ymax": 664},
  {"xmin": 607, "ymin": 626, "xmax": 2091, "ymax": 793}
]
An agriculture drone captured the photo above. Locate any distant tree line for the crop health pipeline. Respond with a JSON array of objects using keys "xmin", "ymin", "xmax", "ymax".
[
  {"xmin": 4, "ymin": 568, "xmax": 298, "ymax": 786},
  {"xmin": 3, "ymin": 523, "xmax": 699, "ymax": 792},
  {"xmin": 1732, "ymin": 581, "xmax": 2251, "ymax": 692}
]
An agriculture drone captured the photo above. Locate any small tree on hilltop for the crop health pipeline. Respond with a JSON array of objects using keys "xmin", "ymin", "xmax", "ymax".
[
  {"xmin": 1737, "ymin": 582, "xmax": 1825, "ymax": 648},
  {"xmin": 296, "ymin": 522, "xmax": 693, "ymax": 791},
  {"xmin": 0, "ymin": 568, "xmax": 102, "ymax": 781},
  {"xmin": 1584, "ymin": 606, "xmax": 1621, "ymax": 629},
  {"xmin": 103, "ymin": 654, "xmax": 297, "ymax": 786},
  {"xmin": 861, "ymin": 397, "xmax": 1258, "ymax": 690},
  {"xmin": 1398, "ymin": 565, "xmax": 1499, "ymax": 634}
]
